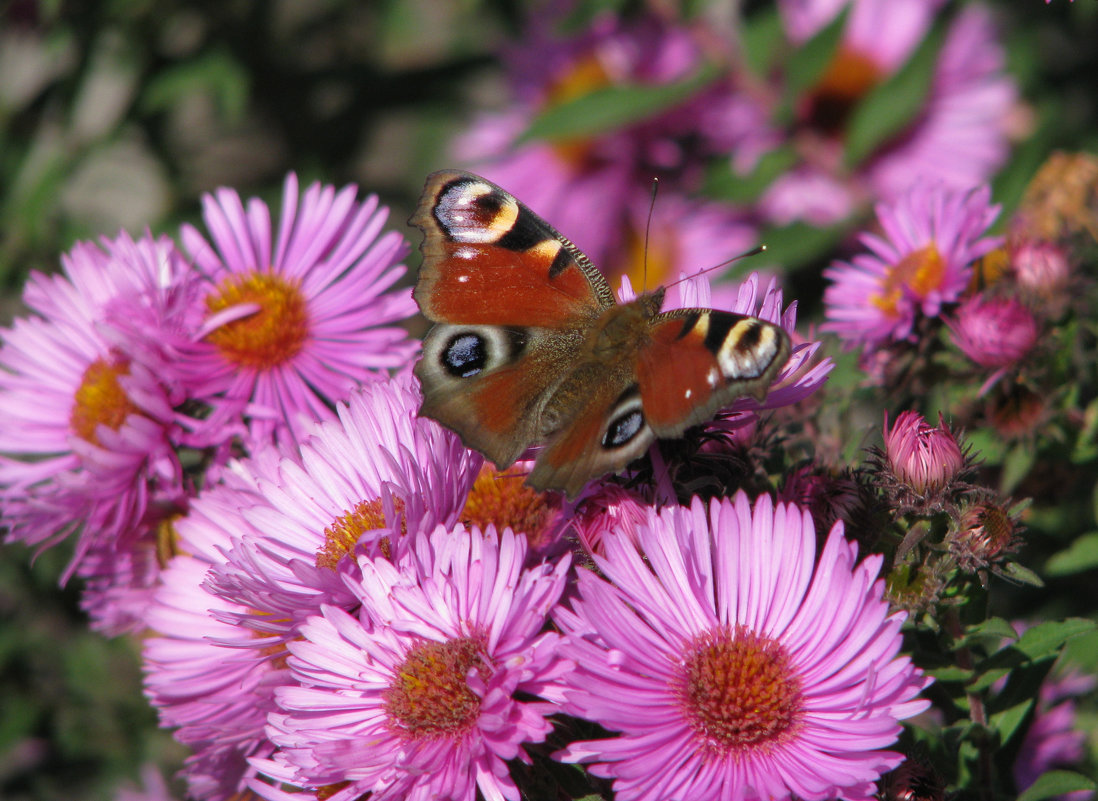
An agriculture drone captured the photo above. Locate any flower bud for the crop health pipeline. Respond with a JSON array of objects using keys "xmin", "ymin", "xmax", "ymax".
[
  {"xmin": 947, "ymin": 294, "xmax": 1038, "ymax": 369},
  {"xmin": 884, "ymin": 411, "xmax": 966, "ymax": 498}
]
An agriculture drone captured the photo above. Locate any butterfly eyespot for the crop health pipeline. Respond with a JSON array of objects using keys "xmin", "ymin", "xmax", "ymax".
[
  {"xmin": 442, "ymin": 333, "xmax": 488, "ymax": 378},
  {"xmin": 603, "ymin": 409, "xmax": 645, "ymax": 449}
]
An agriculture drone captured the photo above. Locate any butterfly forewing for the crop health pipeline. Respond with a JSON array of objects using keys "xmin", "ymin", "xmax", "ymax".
[
  {"xmin": 636, "ymin": 309, "xmax": 791, "ymax": 436},
  {"xmin": 411, "ymin": 170, "xmax": 614, "ymax": 327}
]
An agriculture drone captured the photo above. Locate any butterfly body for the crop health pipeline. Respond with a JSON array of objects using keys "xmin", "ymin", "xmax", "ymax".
[{"xmin": 411, "ymin": 170, "xmax": 791, "ymax": 499}]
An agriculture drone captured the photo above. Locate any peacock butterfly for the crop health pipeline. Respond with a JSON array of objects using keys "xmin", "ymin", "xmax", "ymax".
[{"xmin": 411, "ymin": 170, "xmax": 791, "ymax": 499}]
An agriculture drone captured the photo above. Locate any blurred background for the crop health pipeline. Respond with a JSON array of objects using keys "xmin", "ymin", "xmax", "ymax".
[{"xmin": 1, "ymin": 1, "xmax": 1097, "ymax": 799}]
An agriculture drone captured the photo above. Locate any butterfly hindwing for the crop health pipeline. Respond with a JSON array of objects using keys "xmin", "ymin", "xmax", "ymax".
[
  {"xmin": 411, "ymin": 170, "xmax": 614, "ymax": 327},
  {"xmin": 415, "ymin": 322, "xmax": 587, "ymax": 469},
  {"xmin": 636, "ymin": 309, "xmax": 791, "ymax": 436},
  {"xmin": 526, "ymin": 364, "xmax": 655, "ymax": 499}
]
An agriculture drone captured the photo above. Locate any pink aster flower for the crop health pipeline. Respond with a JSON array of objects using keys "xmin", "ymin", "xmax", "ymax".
[
  {"xmin": 251, "ymin": 524, "xmax": 572, "ymax": 801},
  {"xmin": 741, "ymin": 1, "xmax": 1015, "ymax": 226},
  {"xmin": 883, "ymin": 410, "xmax": 965, "ymax": 499},
  {"xmin": 0, "ymin": 232, "xmax": 198, "ymax": 575},
  {"xmin": 142, "ymin": 476, "xmax": 281, "ymax": 801},
  {"xmin": 553, "ymin": 492, "xmax": 930, "ymax": 801},
  {"xmin": 145, "ymin": 374, "xmax": 482, "ymax": 796},
  {"xmin": 202, "ymin": 372, "xmax": 483, "ymax": 643},
  {"xmin": 177, "ymin": 172, "xmax": 417, "ymax": 449},
  {"xmin": 823, "ymin": 182, "xmax": 1002, "ymax": 349},
  {"xmin": 865, "ymin": 5, "xmax": 1016, "ymax": 201}
]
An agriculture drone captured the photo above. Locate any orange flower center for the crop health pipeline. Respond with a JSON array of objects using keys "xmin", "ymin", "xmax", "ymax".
[
  {"xmin": 462, "ymin": 463, "xmax": 556, "ymax": 547},
  {"xmin": 317, "ymin": 497, "xmax": 405, "ymax": 570},
  {"xmin": 870, "ymin": 244, "xmax": 944, "ymax": 317},
  {"xmin": 679, "ymin": 626, "xmax": 802, "ymax": 753},
  {"xmin": 205, "ymin": 272, "xmax": 308, "ymax": 369},
  {"xmin": 543, "ymin": 53, "xmax": 613, "ymax": 169},
  {"xmin": 618, "ymin": 222, "xmax": 677, "ymax": 294},
  {"xmin": 385, "ymin": 636, "xmax": 490, "ymax": 739},
  {"xmin": 805, "ymin": 48, "xmax": 881, "ymax": 137},
  {"xmin": 69, "ymin": 358, "xmax": 140, "ymax": 446}
]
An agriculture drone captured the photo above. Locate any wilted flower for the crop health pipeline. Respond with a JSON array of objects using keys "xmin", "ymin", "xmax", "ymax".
[{"xmin": 948, "ymin": 501, "xmax": 1022, "ymax": 573}]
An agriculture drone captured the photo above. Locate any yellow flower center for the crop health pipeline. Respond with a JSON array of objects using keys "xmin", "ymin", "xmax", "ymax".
[
  {"xmin": 317, "ymin": 497, "xmax": 405, "ymax": 571},
  {"xmin": 870, "ymin": 244, "xmax": 944, "ymax": 317},
  {"xmin": 617, "ymin": 221, "xmax": 677, "ymax": 294},
  {"xmin": 679, "ymin": 626, "xmax": 802, "ymax": 753},
  {"xmin": 205, "ymin": 272, "xmax": 308, "ymax": 369},
  {"xmin": 462, "ymin": 464, "xmax": 556, "ymax": 547},
  {"xmin": 69, "ymin": 358, "xmax": 140, "ymax": 446},
  {"xmin": 543, "ymin": 53, "xmax": 613, "ymax": 169},
  {"xmin": 385, "ymin": 636, "xmax": 490, "ymax": 740}
]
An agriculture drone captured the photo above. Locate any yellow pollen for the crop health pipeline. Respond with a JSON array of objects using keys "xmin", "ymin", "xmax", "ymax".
[
  {"xmin": 679, "ymin": 626, "xmax": 802, "ymax": 753},
  {"xmin": 155, "ymin": 516, "xmax": 185, "ymax": 568},
  {"xmin": 870, "ymin": 245, "xmax": 944, "ymax": 317},
  {"xmin": 317, "ymin": 497, "xmax": 405, "ymax": 571},
  {"xmin": 543, "ymin": 53, "xmax": 613, "ymax": 169},
  {"xmin": 462, "ymin": 464, "xmax": 554, "ymax": 545},
  {"xmin": 805, "ymin": 47, "xmax": 881, "ymax": 136},
  {"xmin": 969, "ymin": 246, "xmax": 1009, "ymax": 292},
  {"xmin": 69, "ymin": 358, "xmax": 140, "ymax": 446},
  {"xmin": 205, "ymin": 271, "xmax": 308, "ymax": 369},
  {"xmin": 385, "ymin": 637, "xmax": 490, "ymax": 739}
]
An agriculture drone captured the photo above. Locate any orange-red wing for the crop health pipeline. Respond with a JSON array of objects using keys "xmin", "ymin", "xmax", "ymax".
[
  {"xmin": 411, "ymin": 170, "xmax": 614, "ymax": 327},
  {"xmin": 636, "ymin": 310, "xmax": 791, "ymax": 437}
]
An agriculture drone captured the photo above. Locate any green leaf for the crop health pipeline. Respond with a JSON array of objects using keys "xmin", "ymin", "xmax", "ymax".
[
  {"xmin": 1015, "ymin": 619, "xmax": 1098, "ymax": 661},
  {"xmin": 967, "ymin": 617, "xmax": 1021, "ymax": 643},
  {"xmin": 557, "ymin": 0, "xmax": 631, "ymax": 34},
  {"xmin": 925, "ymin": 666, "xmax": 974, "ymax": 683},
  {"xmin": 1045, "ymin": 532, "xmax": 1098, "ymax": 577},
  {"xmin": 963, "ymin": 427, "xmax": 1008, "ymax": 466},
  {"xmin": 988, "ymin": 699, "xmax": 1035, "ymax": 746},
  {"xmin": 518, "ymin": 64, "xmax": 721, "ymax": 144},
  {"xmin": 756, "ymin": 221, "xmax": 848, "ymax": 271},
  {"xmin": 776, "ymin": 6, "xmax": 850, "ymax": 123},
  {"xmin": 142, "ymin": 48, "xmax": 249, "ymax": 121},
  {"xmin": 1001, "ymin": 561, "xmax": 1045, "ymax": 588},
  {"xmin": 1001, "ymin": 442, "xmax": 1037, "ymax": 495},
  {"xmin": 1017, "ymin": 771, "xmax": 1097, "ymax": 801},
  {"xmin": 968, "ymin": 666, "xmax": 1013, "ymax": 694},
  {"xmin": 702, "ymin": 147, "xmax": 799, "ymax": 203},
  {"xmin": 741, "ymin": 7, "xmax": 785, "ymax": 78},
  {"xmin": 843, "ymin": 21, "xmax": 945, "ymax": 168}
]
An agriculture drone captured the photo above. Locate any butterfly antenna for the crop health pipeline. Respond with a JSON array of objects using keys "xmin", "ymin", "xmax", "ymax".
[
  {"xmin": 663, "ymin": 243, "xmax": 768, "ymax": 290},
  {"xmin": 643, "ymin": 177, "xmax": 659, "ymax": 292}
]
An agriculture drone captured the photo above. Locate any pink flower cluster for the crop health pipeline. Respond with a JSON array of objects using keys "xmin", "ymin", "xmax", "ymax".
[
  {"xmin": 455, "ymin": 0, "xmax": 1015, "ymax": 295},
  {"xmin": 0, "ymin": 174, "xmax": 417, "ymax": 623},
  {"xmin": 0, "ymin": 165, "xmax": 931, "ymax": 801}
]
